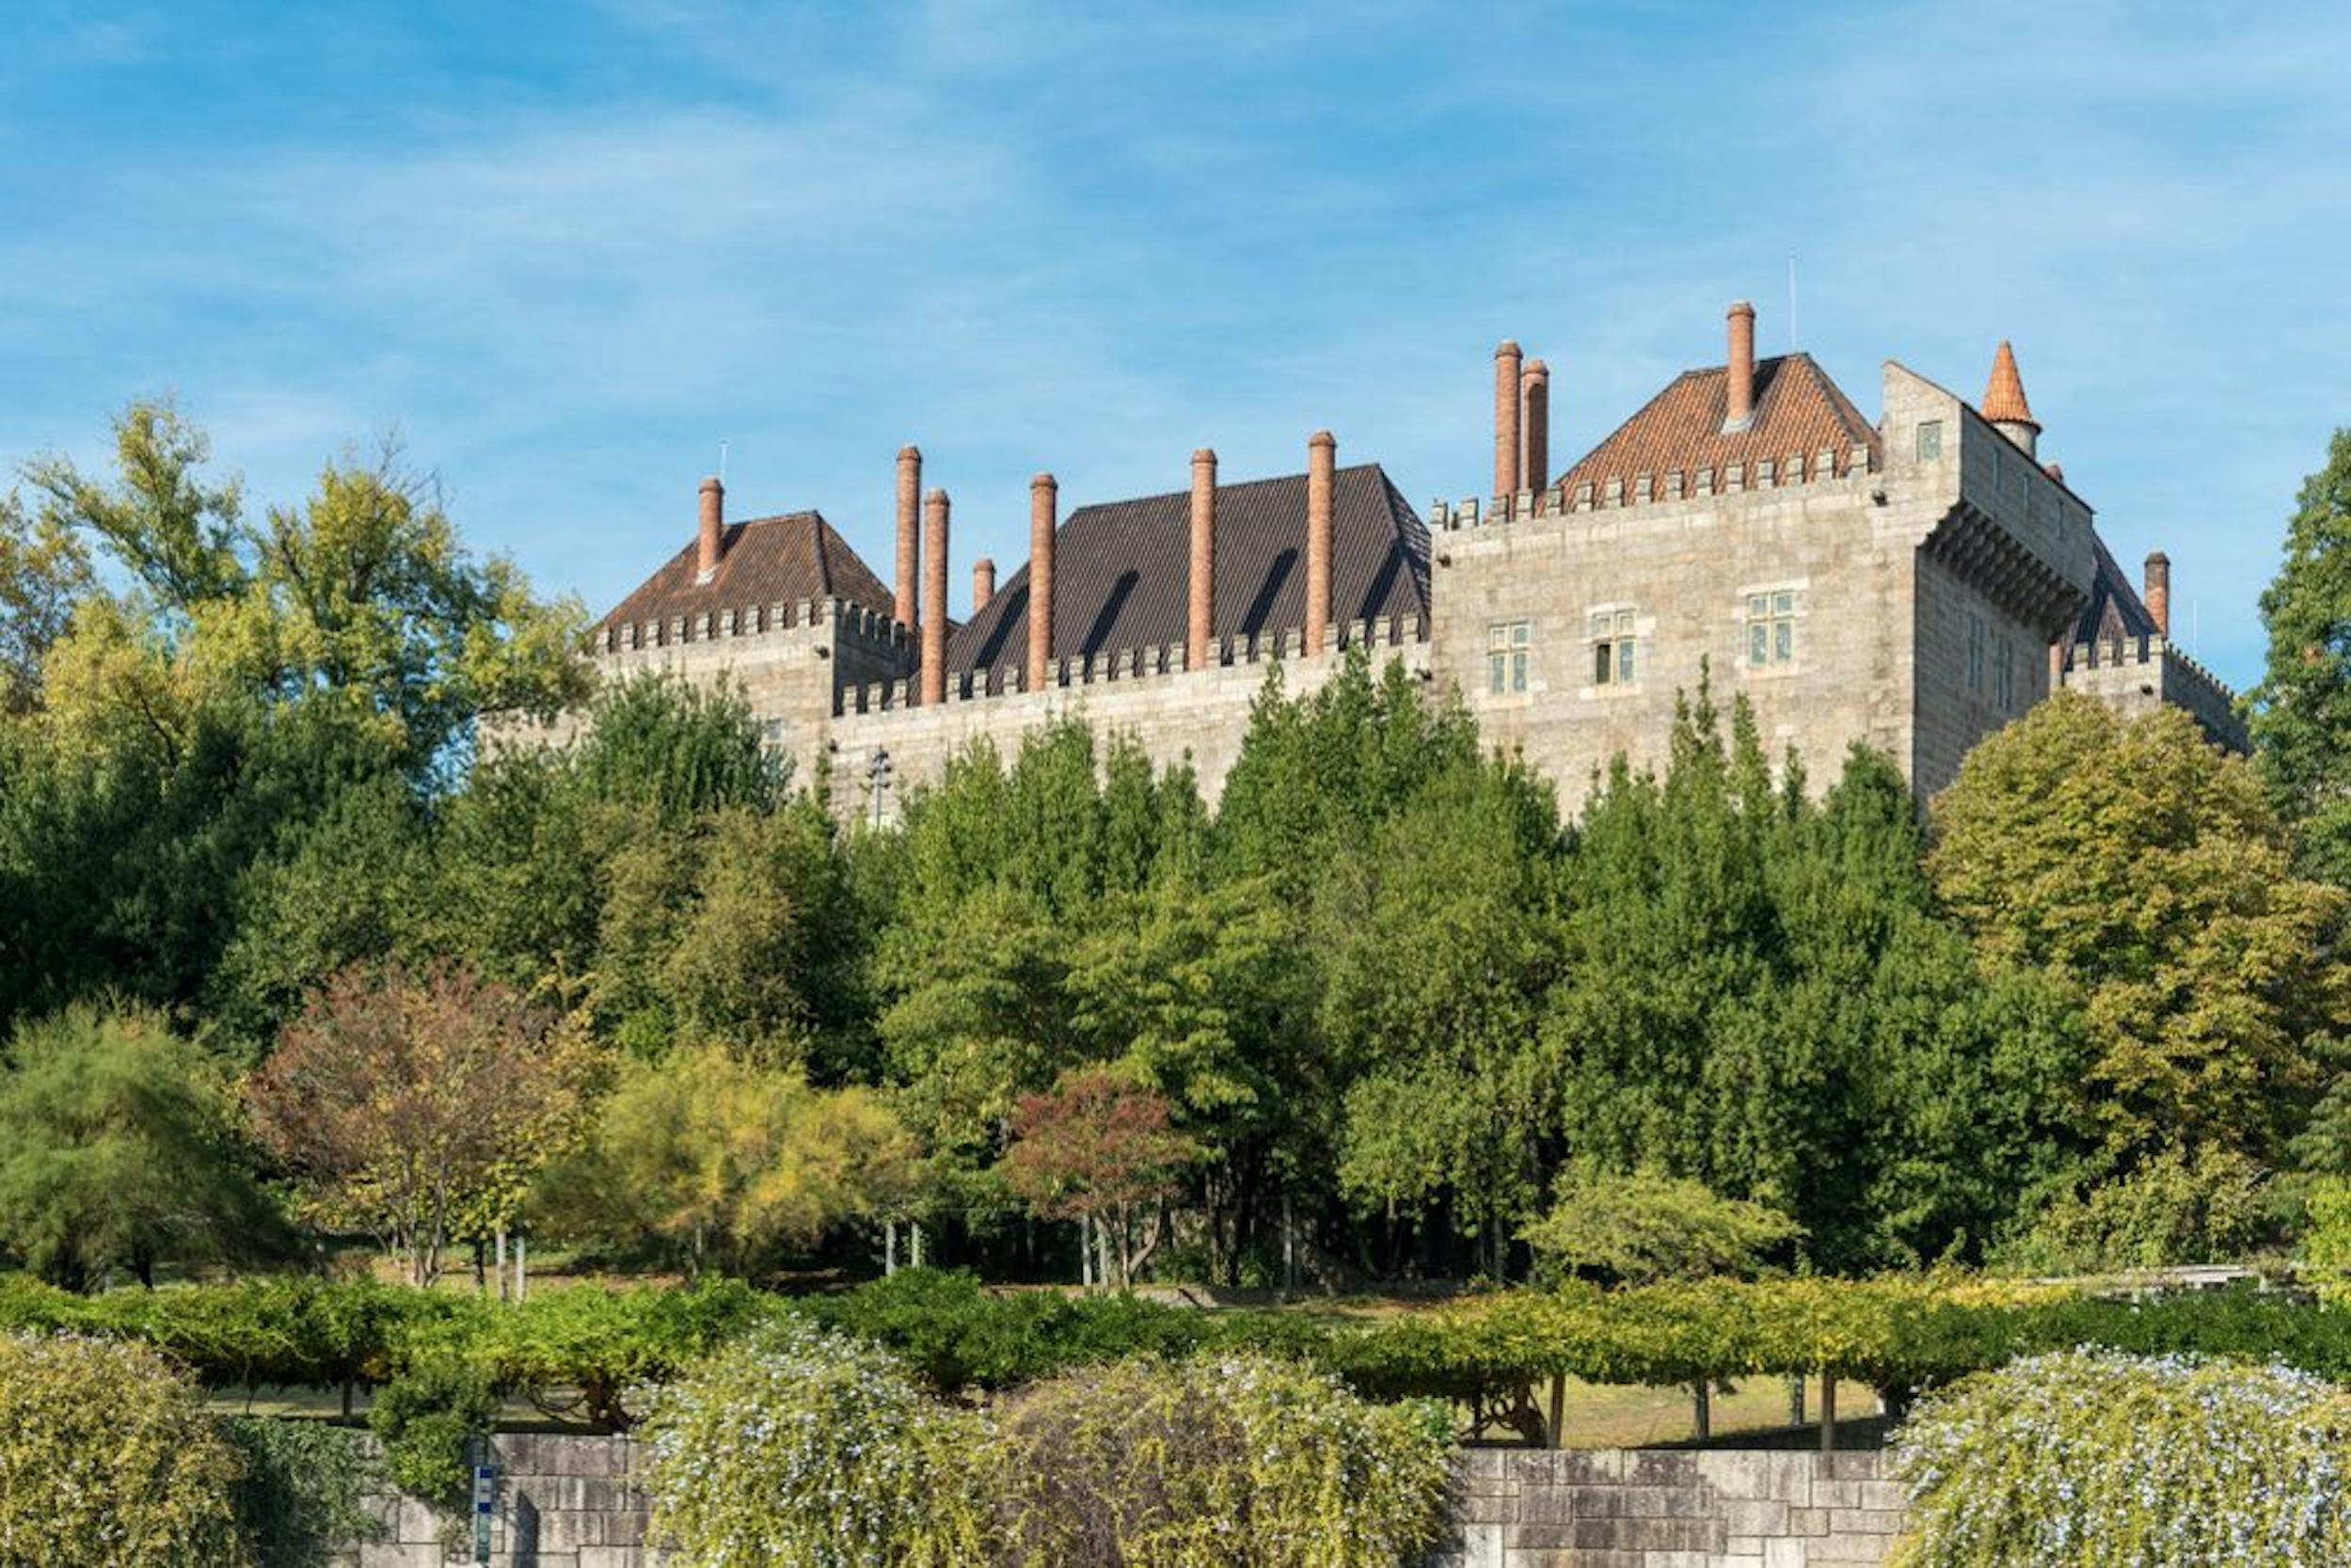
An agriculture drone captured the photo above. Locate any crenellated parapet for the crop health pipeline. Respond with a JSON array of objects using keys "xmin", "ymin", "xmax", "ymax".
[
  {"xmin": 594, "ymin": 594, "xmax": 913, "ymax": 660},
  {"xmin": 837, "ymin": 610, "xmax": 1427, "ymax": 716},
  {"xmin": 1434, "ymin": 440, "xmax": 1881, "ymax": 532},
  {"xmin": 2059, "ymin": 631, "xmax": 2247, "ymax": 752}
]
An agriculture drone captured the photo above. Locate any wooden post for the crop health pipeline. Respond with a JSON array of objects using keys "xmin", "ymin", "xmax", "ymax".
[
  {"xmin": 1548, "ymin": 1373, "xmax": 1566, "ymax": 1449},
  {"xmin": 1788, "ymin": 1373, "xmax": 1805, "ymax": 1426},
  {"xmin": 1820, "ymin": 1372, "xmax": 1837, "ymax": 1453},
  {"xmin": 1693, "ymin": 1381, "xmax": 1712, "ymax": 1441}
]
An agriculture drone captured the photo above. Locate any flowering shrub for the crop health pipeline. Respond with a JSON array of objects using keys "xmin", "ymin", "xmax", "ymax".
[
  {"xmin": 1894, "ymin": 1350, "xmax": 2351, "ymax": 1566},
  {"xmin": 992, "ymin": 1354, "xmax": 1454, "ymax": 1568},
  {"xmin": 0, "ymin": 1333, "xmax": 246, "ymax": 1566},
  {"xmin": 640, "ymin": 1321, "xmax": 993, "ymax": 1567}
]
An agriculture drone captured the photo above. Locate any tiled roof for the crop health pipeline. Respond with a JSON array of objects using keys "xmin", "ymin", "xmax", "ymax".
[
  {"xmin": 600, "ymin": 512, "xmax": 896, "ymax": 632},
  {"xmin": 2073, "ymin": 532, "xmax": 2161, "ymax": 645},
  {"xmin": 1981, "ymin": 341, "xmax": 2038, "ymax": 429},
  {"xmin": 947, "ymin": 464, "xmax": 1431, "ymax": 681},
  {"xmin": 1551, "ymin": 353, "xmax": 1880, "ymax": 495}
]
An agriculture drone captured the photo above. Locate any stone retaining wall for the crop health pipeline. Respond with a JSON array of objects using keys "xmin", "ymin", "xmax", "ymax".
[{"xmin": 343, "ymin": 1433, "xmax": 1909, "ymax": 1567}]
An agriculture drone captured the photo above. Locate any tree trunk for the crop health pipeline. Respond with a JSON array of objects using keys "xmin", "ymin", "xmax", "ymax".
[
  {"xmin": 1129, "ymin": 1206, "xmax": 1168, "ymax": 1282},
  {"xmin": 514, "ymin": 1235, "xmax": 527, "ymax": 1304},
  {"xmin": 1080, "ymin": 1213, "xmax": 1093, "ymax": 1288},
  {"xmin": 1692, "ymin": 1381, "xmax": 1712, "ymax": 1441},
  {"xmin": 886, "ymin": 1219, "xmax": 898, "ymax": 1276},
  {"xmin": 1547, "ymin": 1373, "xmax": 1567, "ymax": 1449},
  {"xmin": 495, "ymin": 1227, "xmax": 508, "ymax": 1304}
]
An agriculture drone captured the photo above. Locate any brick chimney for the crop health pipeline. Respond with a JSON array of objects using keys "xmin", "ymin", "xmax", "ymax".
[
  {"xmin": 972, "ymin": 557, "xmax": 995, "ymax": 615},
  {"xmin": 1027, "ymin": 473, "xmax": 1056, "ymax": 693},
  {"xmin": 2144, "ymin": 551, "xmax": 2171, "ymax": 638},
  {"xmin": 895, "ymin": 445, "xmax": 921, "ymax": 632},
  {"xmin": 1521, "ymin": 360, "xmax": 1549, "ymax": 496},
  {"xmin": 1724, "ymin": 302, "xmax": 1756, "ymax": 432},
  {"xmin": 696, "ymin": 477, "xmax": 724, "ymax": 580},
  {"xmin": 921, "ymin": 488, "xmax": 949, "ymax": 705},
  {"xmin": 1493, "ymin": 341, "xmax": 1523, "ymax": 499},
  {"xmin": 1306, "ymin": 430, "xmax": 1336, "ymax": 656},
  {"xmin": 1189, "ymin": 448, "xmax": 1216, "ymax": 671}
]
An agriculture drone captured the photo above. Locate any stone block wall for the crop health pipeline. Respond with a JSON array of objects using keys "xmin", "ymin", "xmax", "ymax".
[
  {"xmin": 338, "ymin": 1434, "xmax": 1910, "ymax": 1567},
  {"xmin": 1440, "ymin": 1448, "xmax": 1910, "ymax": 1567}
]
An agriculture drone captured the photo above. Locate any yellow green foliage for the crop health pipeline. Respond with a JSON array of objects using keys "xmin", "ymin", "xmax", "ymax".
[{"xmin": 0, "ymin": 1333, "xmax": 246, "ymax": 1567}]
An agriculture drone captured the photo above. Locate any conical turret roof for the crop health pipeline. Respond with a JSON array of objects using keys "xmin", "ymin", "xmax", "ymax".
[{"xmin": 1982, "ymin": 341, "xmax": 2039, "ymax": 430}]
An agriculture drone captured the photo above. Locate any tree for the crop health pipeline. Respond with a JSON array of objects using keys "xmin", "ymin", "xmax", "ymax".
[
  {"xmin": 246, "ymin": 962, "xmax": 590, "ymax": 1285},
  {"xmin": 0, "ymin": 1002, "xmax": 283, "ymax": 1289},
  {"xmin": 1000, "ymin": 1066, "xmax": 1199, "ymax": 1288},
  {"xmin": 0, "ymin": 489, "xmax": 90, "ymax": 713},
  {"xmin": 1518, "ymin": 1169, "xmax": 1803, "ymax": 1286},
  {"xmin": 2249, "ymin": 428, "xmax": 2351, "ymax": 884},
  {"xmin": 534, "ymin": 1042, "xmax": 921, "ymax": 1276},
  {"xmin": 1930, "ymin": 692, "xmax": 2349, "ymax": 1163}
]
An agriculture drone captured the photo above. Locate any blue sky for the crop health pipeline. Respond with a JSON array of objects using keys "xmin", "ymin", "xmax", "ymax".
[{"xmin": 6, "ymin": 1, "xmax": 2346, "ymax": 690}]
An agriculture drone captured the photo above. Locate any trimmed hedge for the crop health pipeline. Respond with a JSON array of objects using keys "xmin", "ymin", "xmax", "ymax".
[{"xmin": 4, "ymin": 1269, "xmax": 2346, "ymax": 1428}]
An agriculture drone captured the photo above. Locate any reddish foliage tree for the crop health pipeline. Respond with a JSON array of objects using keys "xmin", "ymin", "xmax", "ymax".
[
  {"xmin": 1001, "ymin": 1065, "xmax": 1199, "ymax": 1288},
  {"xmin": 246, "ymin": 961, "xmax": 586, "ymax": 1286}
]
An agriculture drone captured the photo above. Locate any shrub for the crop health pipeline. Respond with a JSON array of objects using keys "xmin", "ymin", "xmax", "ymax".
[
  {"xmin": 0, "ymin": 1333, "xmax": 246, "ymax": 1567},
  {"xmin": 1895, "ymin": 1350, "xmax": 2351, "ymax": 1566},
  {"xmin": 993, "ymin": 1354, "xmax": 1454, "ymax": 1568},
  {"xmin": 641, "ymin": 1320, "xmax": 993, "ymax": 1566},
  {"xmin": 223, "ymin": 1418, "xmax": 382, "ymax": 1568},
  {"xmin": 1994, "ymin": 1148, "xmax": 2270, "ymax": 1273},
  {"xmin": 368, "ymin": 1353, "xmax": 499, "ymax": 1513}
]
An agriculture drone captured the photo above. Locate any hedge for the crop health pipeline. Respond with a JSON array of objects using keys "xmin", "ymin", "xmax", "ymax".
[{"xmin": 3, "ymin": 1269, "xmax": 2345, "ymax": 1427}]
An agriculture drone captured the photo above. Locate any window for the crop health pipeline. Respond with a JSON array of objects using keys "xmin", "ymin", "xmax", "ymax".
[
  {"xmin": 1745, "ymin": 591, "xmax": 1798, "ymax": 667},
  {"xmin": 1994, "ymin": 636, "xmax": 2014, "ymax": 711},
  {"xmin": 1487, "ymin": 621, "xmax": 1530, "ymax": 694},
  {"xmin": 1589, "ymin": 609, "xmax": 1639, "ymax": 687},
  {"xmin": 1967, "ymin": 615, "xmax": 1986, "ymax": 693},
  {"xmin": 1916, "ymin": 420, "xmax": 1943, "ymax": 461}
]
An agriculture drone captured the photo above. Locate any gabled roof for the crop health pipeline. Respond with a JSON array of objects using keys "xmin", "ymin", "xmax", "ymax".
[
  {"xmin": 1552, "ymin": 352, "xmax": 1881, "ymax": 495},
  {"xmin": 1981, "ymin": 341, "xmax": 2039, "ymax": 430},
  {"xmin": 600, "ymin": 511, "xmax": 896, "ymax": 632},
  {"xmin": 947, "ymin": 463, "xmax": 1431, "ymax": 680},
  {"xmin": 2073, "ymin": 532, "xmax": 2161, "ymax": 645}
]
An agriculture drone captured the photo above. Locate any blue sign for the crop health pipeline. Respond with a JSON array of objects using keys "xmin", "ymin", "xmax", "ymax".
[{"xmin": 472, "ymin": 1463, "xmax": 495, "ymax": 1562}]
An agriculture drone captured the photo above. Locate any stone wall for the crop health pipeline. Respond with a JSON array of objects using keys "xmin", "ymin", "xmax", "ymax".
[
  {"xmin": 1441, "ymin": 1448, "xmax": 1909, "ymax": 1568},
  {"xmin": 340, "ymin": 1434, "xmax": 1909, "ymax": 1568}
]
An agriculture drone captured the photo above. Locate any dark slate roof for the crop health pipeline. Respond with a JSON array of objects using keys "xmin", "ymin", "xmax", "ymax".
[
  {"xmin": 2073, "ymin": 532, "xmax": 2161, "ymax": 644},
  {"xmin": 600, "ymin": 511, "xmax": 896, "ymax": 632},
  {"xmin": 947, "ymin": 463, "xmax": 1431, "ymax": 680},
  {"xmin": 1554, "ymin": 353, "xmax": 1881, "ymax": 494}
]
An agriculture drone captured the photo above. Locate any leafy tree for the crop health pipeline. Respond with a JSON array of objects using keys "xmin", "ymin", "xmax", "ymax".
[
  {"xmin": 246, "ymin": 962, "xmax": 591, "ymax": 1285},
  {"xmin": 1000, "ymin": 1065, "xmax": 1200, "ymax": 1287},
  {"xmin": 0, "ymin": 489, "xmax": 90, "ymax": 713},
  {"xmin": 1930, "ymin": 692, "xmax": 2349, "ymax": 1162},
  {"xmin": 536, "ymin": 1042, "xmax": 920, "ymax": 1276},
  {"xmin": 1518, "ymin": 1168, "xmax": 1803, "ymax": 1285},
  {"xmin": 0, "ymin": 1002, "xmax": 283, "ymax": 1289},
  {"xmin": 2249, "ymin": 428, "xmax": 2351, "ymax": 884}
]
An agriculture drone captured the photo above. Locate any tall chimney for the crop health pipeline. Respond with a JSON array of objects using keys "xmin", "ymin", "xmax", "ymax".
[
  {"xmin": 696, "ymin": 477, "xmax": 724, "ymax": 579},
  {"xmin": 1493, "ymin": 340, "xmax": 1523, "ymax": 499},
  {"xmin": 1189, "ymin": 448, "xmax": 1216, "ymax": 671},
  {"xmin": 1521, "ymin": 360, "xmax": 1550, "ymax": 495},
  {"xmin": 2144, "ymin": 551, "xmax": 2171, "ymax": 638},
  {"xmin": 1027, "ymin": 473, "xmax": 1056, "ymax": 693},
  {"xmin": 1306, "ymin": 430, "xmax": 1336, "ymax": 656},
  {"xmin": 1724, "ymin": 302, "xmax": 1756, "ymax": 432},
  {"xmin": 895, "ymin": 445, "xmax": 922, "ymax": 632},
  {"xmin": 921, "ymin": 488, "xmax": 949, "ymax": 705},
  {"xmin": 972, "ymin": 557, "xmax": 995, "ymax": 615}
]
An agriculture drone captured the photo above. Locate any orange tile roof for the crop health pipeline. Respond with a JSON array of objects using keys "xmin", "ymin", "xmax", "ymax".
[
  {"xmin": 1981, "ymin": 341, "xmax": 2038, "ymax": 429},
  {"xmin": 1551, "ymin": 352, "xmax": 1880, "ymax": 496},
  {"xmin": 601, "ymin": 511, "xmax": 896, "ymax": 633}
]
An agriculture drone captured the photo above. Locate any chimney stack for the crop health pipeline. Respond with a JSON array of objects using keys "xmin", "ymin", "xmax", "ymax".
[
  {"xmin": 696, "ymin": 477, "xmax": 724, "ymax": 579},
  {"xmin": 1306, "ymin": 431, "xmax": 1336, "ymax": 656},
  {"xmin": 921, "ymin": 488, "xmax": 949, "ymax": 705},
  {"xmin": 1027, "ymin": 473, "xmax": 1056, "ymax": 693},
  {"xmin": 972, "ymin": 557, "xmax": 995, "ymax": 615},
  {"xmin": 1521, "ymin": 360, "xmax": 1550, "ymax": 496},
  {"xmin": 895, "ymin": 445, "xmax": 922, "ymax": 632},
  {"xmin": 1493, "ymin": 341, "xmax": 1523, "ymax": 499},
  {"xmin": 1189, "ymin": 448, "xmax": 1217, "ymax": 671},
  {"xmin": 2144, "ymin": 551, "xmax": 2171, "ymax": 639},
  {"xmin": 1724, "ymin": 302, "xmax": 1756, "ymax": 432}
]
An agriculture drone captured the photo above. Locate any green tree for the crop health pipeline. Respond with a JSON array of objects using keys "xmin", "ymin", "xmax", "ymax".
[
  {"xmin": 1519, "ymin": 1168, "xmax": 1803, "ymax": 1286},
  {"xmin": 2249, "ymin": 428, "xmax": 2351, "ymax": 884},
  {"xmin": 1930, "ymin": 692, "xmax": 2348, "ymax": 1162},
  {"xmin": 0, "ymin": 1002, "xmax": 283, "ymax": 1290}
]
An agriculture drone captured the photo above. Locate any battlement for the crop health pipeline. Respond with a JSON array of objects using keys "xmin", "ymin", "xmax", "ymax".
[
  {"xmin": 1429, "ymin": 441, "xmax": 1881, "ymax": 531},
  {"xmin": 837, "ymin": 610, "xmax": 1427, "ymax": 716},
  {"xmin": 595, "ymin": 595, "xmax": 911, "ymax": 658},
  {"xmin": 2062, "ymin": 630, "xmax": 2234, "ymax": 695}
]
